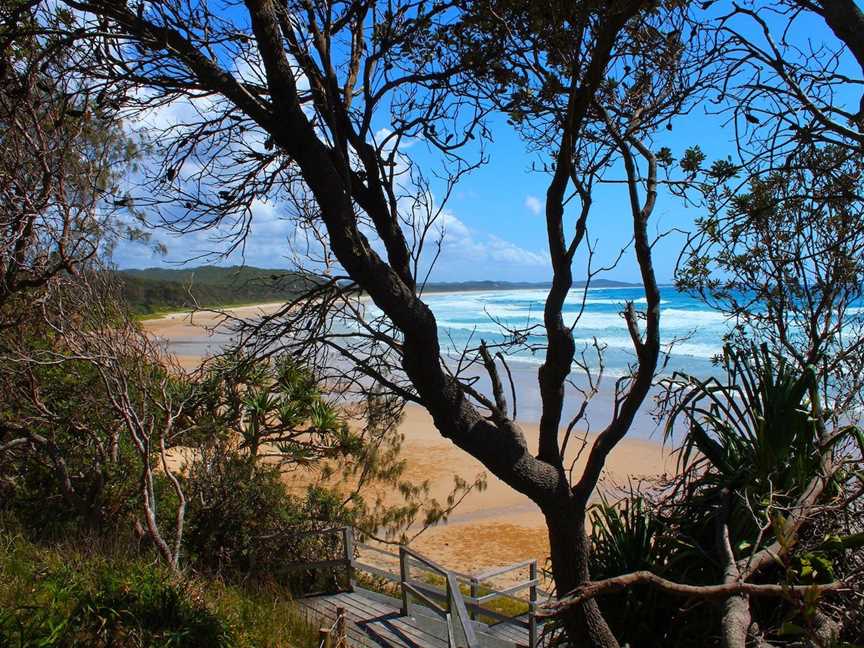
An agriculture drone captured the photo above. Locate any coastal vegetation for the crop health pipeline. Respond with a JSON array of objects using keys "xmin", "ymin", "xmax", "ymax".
[
  {"xmin": 1, "ymin": 0, "xmax": 863, "ymax": 647},
  {"xmin": 117, "ymin": 265, "xmax": 639, "ymax": 316},
  {"xmin": 118, "ymin": 266, "xmax": 323, "ymax": 316}
]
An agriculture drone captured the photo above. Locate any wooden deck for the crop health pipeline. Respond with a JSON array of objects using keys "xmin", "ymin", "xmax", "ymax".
[
  {"xmin": 288, "ymin": 527, "xmax": 543, "ymax": 648},
  {"xmin": 298, "ymin": 588, "xmax": 532, "ymax": 648},
  {"xmin": 299, "ymin": 589, "xmax": 448, "ymax": 647}
]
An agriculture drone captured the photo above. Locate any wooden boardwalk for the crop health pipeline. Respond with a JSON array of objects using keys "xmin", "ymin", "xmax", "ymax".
[
  {"xmin": 288, "ymin": 527, "xmax": 543, "ymax": 648},
  {"xmin": 298, "ymin": 588, "xmax": 531, "ymax": 648},
  {"xmin": 299, "ymin": 589, "xmax": 448, "ymax": 647}
]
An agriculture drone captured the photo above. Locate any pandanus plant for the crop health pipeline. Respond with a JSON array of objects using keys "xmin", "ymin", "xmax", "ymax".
[
  {"xmin": 665, "ymin": 344, "xmax": 822, "ymax": 501},
  {"xmin": 662, "ymin": 343, "xmax": 860, "ymax": 575},
  {"xmin": 191, "ymin": 352, "xmax": 348, "ymax": 466}
]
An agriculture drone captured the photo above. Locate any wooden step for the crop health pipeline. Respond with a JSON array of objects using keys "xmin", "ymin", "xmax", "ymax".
[{"xmin": 298, "ymin": 588, "xmax": 529, "ymax": 648}]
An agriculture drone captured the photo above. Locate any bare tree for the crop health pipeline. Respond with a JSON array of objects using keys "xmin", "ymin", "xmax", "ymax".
[
  {"xmin": 1, "ymin": 274, "xmax": 191, "ymax": 571},
  {"xmin": 0, "ymin": 3, "xmax": 142, "ymax": 320}
]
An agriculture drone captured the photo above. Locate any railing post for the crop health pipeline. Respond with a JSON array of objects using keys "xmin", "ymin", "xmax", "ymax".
[
  {"xmin": 446, "ymin": 576, "xmax": 457, "ymax": 647},
  {"xmin": 446, "ymin": 612, "xmax": 456, "ymax": 647},
  {"xmin": 529, "ymin": 560, "xmax": 538, "ymax": 648},
  {"xmin": 399, "ymin": 546, "xmax": 410, "ymax": 616},
  {"xmin": 336, "ymin": 606, "xmax": 347, "ymax": 648},
  {"xmin": 318, "ymin": 628, "xmax": 332, "ymax": 648},
  {"xmin": 343, "ymin": 527, "xmax": 356, "ymax": 592},
  {"xmin": 469, "ymin": 578, "xmax": 478, "ymax": 621}
]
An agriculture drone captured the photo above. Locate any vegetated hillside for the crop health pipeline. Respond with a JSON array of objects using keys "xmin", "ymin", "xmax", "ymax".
[
  {"xmin": 0, "ymin": 532, "xmax": 318, "ymax": 647},
  {"xmin": 118, "ymin": 265, "xmax": 642, "ymax": 316},
  {"xmin": 117, "ymin": 265, "xmax": 323, "ymax": 315}
]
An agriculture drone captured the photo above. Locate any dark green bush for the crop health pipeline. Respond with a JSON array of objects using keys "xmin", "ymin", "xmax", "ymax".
[{"xmin": 589, "ymin": 345, "xmax": 864, "ymax": 646}]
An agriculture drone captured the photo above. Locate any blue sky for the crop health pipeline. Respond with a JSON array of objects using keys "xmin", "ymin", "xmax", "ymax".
[
  {"xmin": 114, "ymin": 107, "xmax": 731, "ymax": 284},
  {"xmin": 111, "ymin": 4, "xmax": 854, "ymax": 285}
]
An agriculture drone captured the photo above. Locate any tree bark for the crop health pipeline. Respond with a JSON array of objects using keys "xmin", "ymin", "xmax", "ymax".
[
  {"xmin": 812, "ymin": 0, "xmax": 864, "ymax": 72},
  {"xmin": 546, "ymin": 502, "xmax": 620, "ymax": 648},
  {"xmin": 722, "ymin": 595, "xmax": 751, "ymax": 648}
]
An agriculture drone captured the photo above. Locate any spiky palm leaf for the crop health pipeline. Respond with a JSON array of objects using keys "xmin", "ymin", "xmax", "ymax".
[{"xmin": 665, "ymin": 344, "xmax": 820, "ymax": 498}]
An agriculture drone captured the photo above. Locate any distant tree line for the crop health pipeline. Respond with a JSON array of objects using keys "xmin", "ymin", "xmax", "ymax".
[{"xmin": 117, "ymin": 266, "xmax": 324, "ymax": 315}]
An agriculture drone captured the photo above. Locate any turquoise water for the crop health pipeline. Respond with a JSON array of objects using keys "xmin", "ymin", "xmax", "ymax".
[
  {"xmin": 358, "ymin": 286, "xmax": 732, "ymax": 433},
  {"xmin": 156, "ymin": 286, "xmax": 731, "ymax": 433}
]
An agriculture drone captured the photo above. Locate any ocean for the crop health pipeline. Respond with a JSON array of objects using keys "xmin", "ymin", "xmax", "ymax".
[
  {"xmin": 357, "ymin": 285, "xmax": 729, "ymax": 438},
  {"xmin": 155, "ymin": 285, "xmax": 732, "ymax": 439},
  {"xmin": 419, "ymin": 285, "xmax": 724, "ymax": 380}
]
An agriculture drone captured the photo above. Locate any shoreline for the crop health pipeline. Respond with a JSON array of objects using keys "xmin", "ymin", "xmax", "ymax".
[
  {"xmin": 138, "ymin": 300, "xmax": 290, "ymax": 323},
  {"xmin": 142, "ymin": 299, "xmax": 674, "ymax": 578},
  {"xmin": 135, "ymin": 280, "xmax": 653, "ymax": 324},
  {"xmin": 141, "ymin": 298, "xmax": 670, "ymax": 441}
]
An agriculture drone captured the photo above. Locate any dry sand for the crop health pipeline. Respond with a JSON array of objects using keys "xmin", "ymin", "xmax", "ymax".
[
  {"xmin": 360, "ymin": 405, "xmax": 671, "ymax": 580},
  {"xmin": 142, "ymin": 305, "xmax": 672, "ymax": 579}
]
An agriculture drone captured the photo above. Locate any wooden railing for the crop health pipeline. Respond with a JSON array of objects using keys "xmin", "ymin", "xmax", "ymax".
[
  {"xmin": 285, "ymin": 526, "xmax": 543, "ymax": 648},
  {"xmin": 398, "ymin": 545, "xmax": 479, "ymax": 647},
  {"xmin": 278, "ymin": 526, "xmax": 355, "ymax": 594}
]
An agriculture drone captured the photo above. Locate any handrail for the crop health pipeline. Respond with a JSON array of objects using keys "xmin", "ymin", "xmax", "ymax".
[
  {"xmin": 446, "ymin": 612, "xmax": 456, "ymax": 647},
  {"xmin": 471, "ymin": 579, "xmax": 538, "ymax": 605},
  {"xmin": 289, "ymin": 526, "xmax": 541, "ymax": 647},
  {"xmin": 395, "ymin": 542, "xmax": 538, "ymax": 647},
  {"xmin": 281, "ymin": 526, "xmax": 355, "ymax": 595},
  {"xmin": 400, "ymin": 544, "xmax": 450, "ymax": 576},
  {"xmin": 355, "ymin": 541, "xmax": 399, "ymax": 559},
  {"xmin": 446, "ymin": 572, "xmax": 479, "ymax": 648},
  {"xmin": 473, "ymin": 559, "xmax": 537, "ymax": 581}
]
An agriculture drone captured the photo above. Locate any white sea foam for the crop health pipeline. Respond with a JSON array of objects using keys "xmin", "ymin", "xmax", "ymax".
[
  {"xmin": 365, "ymin": 288, "xmax": 731, "ymax": 372},
  {"xmin": 661, "ymin": 308, "xmax": 729, "ymax": 325}
]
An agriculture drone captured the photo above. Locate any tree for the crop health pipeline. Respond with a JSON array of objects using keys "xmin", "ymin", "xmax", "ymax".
[
  {"xmin": 679, "ymin": 143, "xmax": 864, "ymax": 414},
  {"xmin": 0, "ymin": 2, "xmax": 142, "ymax": 319},
  {"xmin": 664, "ymin": 137, "xmax": 864, "ymax": 645},
  {"xmin": 0, "ymin": 273, "xmax": 192, "ymax": 570},
  {"xmin": 22, "ymin": 1, "xmax": 713, "ymax": 644},
  {"xmin": 185, "ymin": 350, "xmax": 486, "ymax": 544},
  {"xmin": 535, "ymin": 2, "xmax": 864, "ymax": 640},
  {"xmin": 713, "ymin": 0, "xmax": 864, "ymax": 170}
]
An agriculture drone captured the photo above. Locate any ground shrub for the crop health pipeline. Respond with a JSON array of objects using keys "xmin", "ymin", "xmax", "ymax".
[
  {"xmin": 0, "ymin": 532, "xmax": 317, "ymax": 648},
  {"xmin": 182, "ymin": 449, "xmax": 355, "ymax": 593}
]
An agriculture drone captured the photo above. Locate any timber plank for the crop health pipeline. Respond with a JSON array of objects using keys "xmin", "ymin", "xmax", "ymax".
[
  {"xmin": 299, "ymin": 587, "xmax": 532, "ymax": 647},
  {"xmin": 299, "ymin": 591, "xmax": 449, "ymax": 648}
]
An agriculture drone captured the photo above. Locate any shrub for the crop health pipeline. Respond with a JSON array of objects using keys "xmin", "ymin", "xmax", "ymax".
[
  {"xmin": 588, "ymin": 492, "xmax": 713, "ymax": 647},
  {"xmin": 182, "ymin": 448, "xmax": 353, "ymax": 591},
  {"xmin": 0, "ymin": 355, "xmax": 145, "ymax": 537},
  {"xmin": 0, "ymin": 532, "xmax": 318, "ymax": 648}
]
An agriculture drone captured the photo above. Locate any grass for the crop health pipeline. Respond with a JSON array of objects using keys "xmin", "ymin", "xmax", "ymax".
[{"xmin": 0, "ymin": 531, "xmax": 319, "ymax": 648}]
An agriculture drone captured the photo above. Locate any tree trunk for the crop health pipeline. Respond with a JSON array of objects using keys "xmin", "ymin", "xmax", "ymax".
[
  {"xmin": 546, "ymin": 503, "xmax": 620, "ymax": 648},
  {"xmin": 722, "ymin": 595, "xmax": 751, "ymax": 648}
]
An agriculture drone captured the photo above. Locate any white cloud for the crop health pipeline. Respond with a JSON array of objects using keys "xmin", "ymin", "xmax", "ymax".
[
  {"xmin": 486, "ymin": 235, "xmax": 548, "ymax": 266},
  {"xmin": 437, "ymin": 211, "xmax": 548, "ymax": 269},
  {"xmin": 112, "ymin": 197, "xmax": 296, "ymax": 269},
  {"xmin": 524, "ymin": 195, "xmax": 542, "ymax": 216}
]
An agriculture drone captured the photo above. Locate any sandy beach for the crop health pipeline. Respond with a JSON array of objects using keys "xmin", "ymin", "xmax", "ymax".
[{"xmin": 142, "ymin": 304, "xmax": 673, "ymax": 579}]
